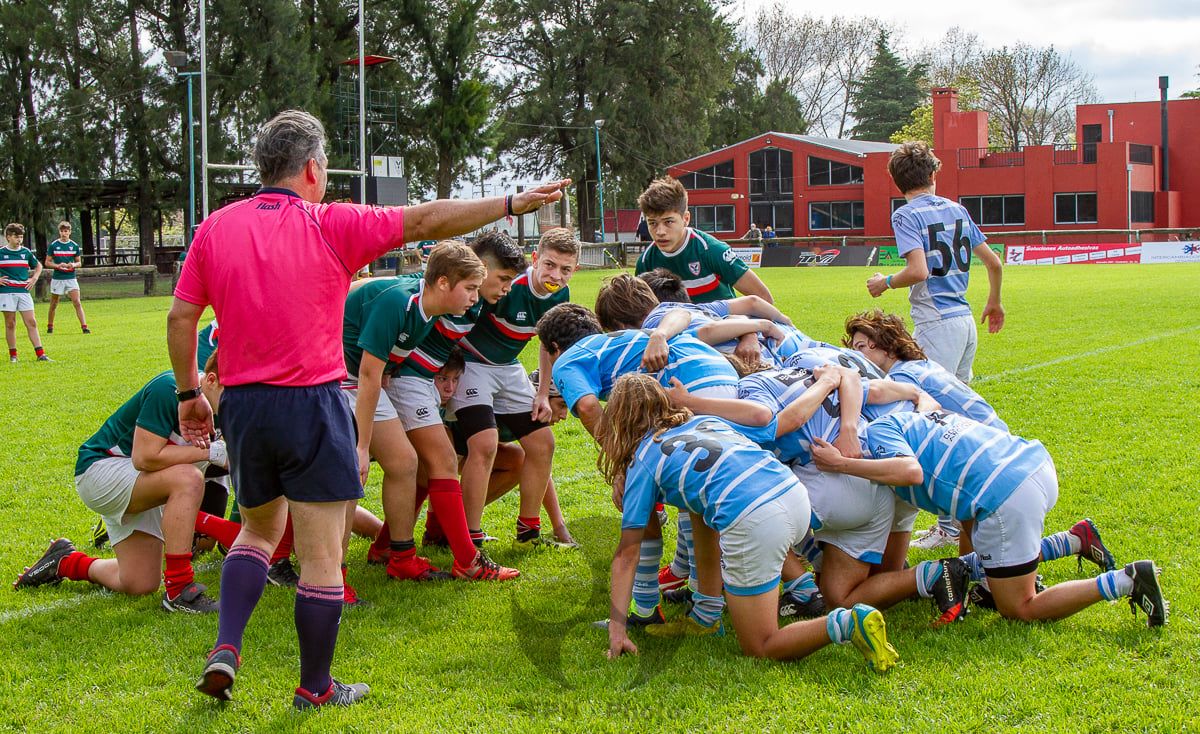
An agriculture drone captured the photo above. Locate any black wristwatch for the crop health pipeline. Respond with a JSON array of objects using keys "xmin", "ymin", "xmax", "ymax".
[{"xmin": 176, "ymin": 386, "xmax": 203, "ymax": 403}]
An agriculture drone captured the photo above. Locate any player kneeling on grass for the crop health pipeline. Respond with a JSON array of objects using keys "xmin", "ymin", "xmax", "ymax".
[
  {"xmin": 809, "ymin": 410, "xmax": 1168, "ymax": 627},
  {"xmin": 14, "ymin": 352, "xmax": 231, "ymax": 612},
  {"xmin": 599, "ymin": 373, "xmax": 898, "ymax": 672}
]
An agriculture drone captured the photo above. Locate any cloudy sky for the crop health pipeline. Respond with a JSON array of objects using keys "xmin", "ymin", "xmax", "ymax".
[{"xmin": 738, "ymin": 0, "xmax": 1199, "ymax": 102}]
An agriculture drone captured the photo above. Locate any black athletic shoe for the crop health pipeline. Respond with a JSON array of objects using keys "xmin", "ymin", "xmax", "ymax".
[
  {"xmin": 266, "ymin": 558, "xmax": 300, "ymax": 587},
  {"xmin": 46, "ymin": 325, "xmax": 53, "ymax": 334},
  {"xmin": 663, "ymin": 585, "xmax": 694, "ymax": 606},
  {"xmin": 931, "ymin": 557, "xmax": 970, "ymax": 625},
  {"xmin": 778, "ymin": 588, "xmax": 828, "ymax": 619},
  {"xmin": 162, "ymin": 582, "xmax": 219, "ymax": 613},
  {"xmin": 195, "ymin": 644, "xmax": 240, "ymax": 701},
  {"xmin": 91, "ymin": 518, "xmax": 109, "ymax": 549},
  {"xmin": 1125, "ymin": 561, "xmax": 1168, "ymax": 628},
  {"xmin": 13, "ymin": 538, "xmax": 75, "ymax": 589},
  {"xmin": 293, "ymin": 680, "xmax": 370, "ymax": 710}
]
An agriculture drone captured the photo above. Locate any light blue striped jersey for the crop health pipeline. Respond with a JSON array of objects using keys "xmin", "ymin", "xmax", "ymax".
[
  {"xmin": 552, "ymin": 330, "xmax": 739, "ymax": 413},
  {"xmin": 891, "ymin": 193, "xmax": 986, "ymax": 323},
  {"xmin": 864, "ymin": 411, "xmax": 1049, "ymax": 522},
  {"xmin": 887, "ymin": 359, "xmax": 1007, "ymax": 430},
  {"xmin": 737, "ymin": 365, "xmax": 870, "ymax": 465},
  {"xmin": 641, "ymin": 301, "xmax": 820, "ymax": 368},
  {"xmin": 621, "ymin": 416, "xmax": 798, "ymax": 533},
  {"xmin": 780, "ymin": 345, "xmax": 886, "ymax": 380}
]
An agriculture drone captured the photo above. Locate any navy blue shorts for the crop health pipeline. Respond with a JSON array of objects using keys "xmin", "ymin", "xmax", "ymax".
[{"xmin": 220, "ymin": 381, "xmax": 363, "ymax": 508}]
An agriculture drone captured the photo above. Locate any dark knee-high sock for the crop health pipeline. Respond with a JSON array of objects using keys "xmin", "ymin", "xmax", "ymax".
[
  {"xmin": 215, "ymin": 545, "xmax": 270, "ymax": 652},
  {"xmin": 427, "ymin": 478, "xmax": 476, "ymax": 566},
  {"xmin": 295, "ymin": 582, "xmax": 344, "ymax": 696}
]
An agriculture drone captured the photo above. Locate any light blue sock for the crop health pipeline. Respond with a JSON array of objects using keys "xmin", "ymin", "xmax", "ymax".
[
  {"xmin": 1096, "ymin": 569, "xmax": 1133, "ymax": 601},
  {"xmin": 914, "ymin": 560, "xmax": 944, "ymax": 598},
  {"xmin": 936, "ymin": 515, "xmax": 960, "ymax": 539},
  {"xmin": 826, "ymin": 607, "xmax": 853, "ymax": 644},
  {"xmin": 634, "ymin": 537, "xmax": 663, "ymax": 615},
  {"xmin": 782, "ymin": 572, "xmax": 818, "ymax": 601},
  {"xmin": 670, "ymin": 513, "xmax": 693, "ymax": 579},
  {"xmin": 1040, "ymin": 531, "xmax": 1078, "ymax": 562},
  {"xmin": 959, "ymin": 552, "xmax": 985, "ymax": 582},
  {"xmin": 688, "ymin": 590, "xmax": 724, "ymax": 627}
]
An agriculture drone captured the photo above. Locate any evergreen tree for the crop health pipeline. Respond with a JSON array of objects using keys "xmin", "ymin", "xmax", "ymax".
[
  {"xmin": 850, "ymin": 31, "xmax": 925, "ymax": 141},
  {"xmin": 707, "ymin": 52, "xmax": 807, "ymax": 149}
]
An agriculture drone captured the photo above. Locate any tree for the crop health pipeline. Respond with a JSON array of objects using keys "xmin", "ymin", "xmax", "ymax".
[
  {"xmin": 706, "ymin": 50, "xmax": 806, "ymax": 149},
  {"xmin": 392, "ymin": 0, "xmax": 496, "ymax": 199},
  {"xmin": 974, "ymin": 43, "xmax": 1097, "ymax": 148},
  {"xmin": 493, "ymin": 0, "xmax": 740, "ymax": 241},
  {"xmin": 850, "ymin": 31, "xmax": 925, "ymax": 141}
]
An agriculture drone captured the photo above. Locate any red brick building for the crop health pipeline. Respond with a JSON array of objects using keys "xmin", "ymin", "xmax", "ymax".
[{"xmin": 668, "ymin": 87, "xmax": 1199, "ymax": 240}]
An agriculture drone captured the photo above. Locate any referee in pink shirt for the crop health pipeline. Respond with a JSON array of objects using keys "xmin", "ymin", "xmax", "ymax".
[{"xmin": 167, "ymin": 110, "xmax": 567, "ymax": 710}]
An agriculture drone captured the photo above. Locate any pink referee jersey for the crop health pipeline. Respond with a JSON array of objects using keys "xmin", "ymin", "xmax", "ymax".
[{"xmin": 174, "ymin": 187, "xmax": 405, "ymax": 386}]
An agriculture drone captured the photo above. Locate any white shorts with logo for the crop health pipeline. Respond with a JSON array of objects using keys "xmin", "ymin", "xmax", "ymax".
[
  {"xmin": 384, "ymin": 375, "xmax": 443, "ymax": 431},
  {"xmin": 50, "ymin": 279, "xmax": 80, "ymax": 296},
  {"xmin": 340, "ymin": 379, "xmax": 400, "ymax": 423},
  {"xmin": 0, "ymin": 292, "xmax": 35, "ymax": 312},
  {"xmin": 74, "ymin": 457, "xmax": 164, "ymax": 546},
  {"xmin": 914, "ymin": 314, "xmax": 978, "ymax": 383},
  {"xmin": 972, "ymin": 459, "xmax": 1058, "ymax": 572},
  {"xmin": 790, "ymin": 461, "xmax": 893, "ymax": 566},
  {"xmin": 719, "ymin": 484, "xmax": 811, "ymax": 596},
  {"xmin": 450, "ymin": 362, "xmax": 536, "ymax": 416}
]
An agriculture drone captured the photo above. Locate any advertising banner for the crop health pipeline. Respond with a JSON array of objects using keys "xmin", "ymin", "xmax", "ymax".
[
  {"xmin": 876, "ymin": 244, "xmax": 1003, "ymax": 268},
  {"xmin": 761, "ymin": 245, "xmax": 875, "ymax": 267},
  {"xmin": 1005, "ymin": 244, "xmax": 1141, "ymax": 266},
  {"xmin": 731, "ymin": 247, "xmax": 762, "ymax": 269},
  {"xmin": 1139, "ymin": 242, "xmax": 1200, "ymax": 264}
]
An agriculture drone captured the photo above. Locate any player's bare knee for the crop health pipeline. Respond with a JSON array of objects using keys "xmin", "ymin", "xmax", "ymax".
[
  {"xmin": 121, "ymin": 571, "xmax": 161, "ymax": 597},
  {"xmin": 522, "ymin": 426, "xmax": 555, "ymax": 456}
]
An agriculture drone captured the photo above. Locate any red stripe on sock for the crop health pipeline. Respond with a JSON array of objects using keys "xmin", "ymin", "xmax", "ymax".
[{"xmin": 427, "ymin": 478, "xmax": 477, "ymax": 566}]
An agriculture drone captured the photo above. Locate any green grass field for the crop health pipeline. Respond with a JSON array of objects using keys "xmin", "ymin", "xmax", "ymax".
[{"xmin": 2, "ymin": 264, "xmax": 1198, "ymax": 733}]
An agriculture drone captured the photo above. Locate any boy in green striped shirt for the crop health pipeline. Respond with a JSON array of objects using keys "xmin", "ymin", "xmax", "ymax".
[
  {"xmin": 1, "ymin": 223, "xmax": 48, "ymax": 361},
  {"xmin": 45, "ymin": 221, "xmax": 90, "ymax": 334}
]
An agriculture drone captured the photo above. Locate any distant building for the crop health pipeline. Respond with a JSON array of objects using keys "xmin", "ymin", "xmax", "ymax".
[{"xmin": 669, "ymin": 87, "xmax": 1199, "ymax": 240}]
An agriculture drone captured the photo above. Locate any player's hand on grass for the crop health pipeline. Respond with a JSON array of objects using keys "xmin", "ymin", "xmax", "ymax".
[
  {"xmin": 641, "ymin": 333, "xmax": 669, "ymax": 371},
  {"xmin": 866, "ymin": 273, "xmax": 888, "ymax": 298},
  {"xmin": 179, "ymin": 396, "xmax": 214, "ymax": 449},
  {"xmin": 810, "ymin": 437, "xmax": 847, "ymax": 472},
  {"xmin": 511, "ymin": 179, "xmax": 572, "ymax": 215},
  {"xmin": 981, "ymin": 302, "xmax": 1005, "ymax": 333},
  {"xmin": 607, "ymin": 633, "xmax": 638, "ymax": 659},
  {"xmin": 356, "ymin": 445, "xmax": 370, "ymax": 485}
]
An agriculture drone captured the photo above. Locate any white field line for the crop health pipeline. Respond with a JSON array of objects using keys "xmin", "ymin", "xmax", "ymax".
[
  {"xmin": 0, "ymin": 594, "xmax": 97, "ymax": 624},
  {"xmin": 974, "ymin": 324, "xmax": 1200, "ymax": 384}
]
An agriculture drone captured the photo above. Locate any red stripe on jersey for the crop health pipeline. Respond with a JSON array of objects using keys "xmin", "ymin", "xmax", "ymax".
[
  {"xmin": 0, "ymin": 262, "xmax": 29, "ymax": 268},
  {"xmin": 406, "ymin": 350, "xmax": 439, "ymax": 372},
  {"xmin": 435, "ymin": 320, "xmax": 469, "ymax": 340},
  {"xmin": 487, "ymin": 313, "xmax": 535, "ymax": 341},
  {"xmin": 687, "ymin": 278, "xmax": 721, "ymax": 296}
]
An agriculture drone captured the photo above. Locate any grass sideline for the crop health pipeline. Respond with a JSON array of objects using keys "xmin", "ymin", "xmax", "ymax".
[{"xmin": 1, "ymin": 263, "xmax": 1197, "ymax": 732}]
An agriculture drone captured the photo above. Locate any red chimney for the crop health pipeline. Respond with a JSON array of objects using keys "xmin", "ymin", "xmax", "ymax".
[{"xmin": 931, "ymin": 87, "xmax": 988, "ymax": 151}]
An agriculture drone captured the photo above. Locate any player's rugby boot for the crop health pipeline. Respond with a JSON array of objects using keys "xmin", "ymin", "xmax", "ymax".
[
  {"xmin": 195, "ymin": 644, "xmax": 240, "ymax": 701},
  {"xmin": 13, "ymin": 538, "xmax": 75, "ymax": 589},
  {"xmin": 849, "ymin": 604, "xmax": 899, "ymax": 674},
  {"xmin": 931, "ymin": 557, "xmax": 970, "ymax": 625},
  {"xmin": 293, "ymin": 680, "xmax": 370, "ymax": 710},
  {"xmin": 1069, "ymin": 518, "xmax": 1116, "ymax": 573},
  {"xmin": 1125, "ymin": 560, "xmax": 1168, "ymax": 628}
]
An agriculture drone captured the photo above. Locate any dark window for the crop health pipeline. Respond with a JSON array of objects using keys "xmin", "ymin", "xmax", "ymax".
[
  {"xmin": 1082, "ymin": 124, "xmax": 1101, "ymax": 164},
  {"xmin": 809, "ymin": 201, "xmax": 865, "ymax": 230},
  {"xmin": 891, "ymin": 198, "xmax": 906, "ymax": 213},
  {"xmin": 1129, "ymin": 145, "xmax": 1154, "ymax": 165},
  {"xmin": 1130, "ymin": 191, "xmax": 1155, "ymax": 223},
  {"xmin": 750, "ymin": 202, "xmax": 794, "ymax": 236},
  {"xmin": 808, "ymin": 156, "xmax": 864, "ymax": 186},
  {"xmin": 687, "ymin": 205, "xmax": 736, "ymax": 233},
  {"xmin": 749, "ymin": 148, "xmax": 793, "ymax": 202},
  {"xmin": 959, "ymin": 195, "xmax": 1024, "ymax": 226},
  {"xmin": 1055, "ymin": 192, "xmax": 1098, "ymax": 224},
  {"xmin": 680, "ymin": 159, "xmax": 735, "ymax": 190}
]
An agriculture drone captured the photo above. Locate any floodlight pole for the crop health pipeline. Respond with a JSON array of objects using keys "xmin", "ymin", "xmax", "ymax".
[
  {"xmin": 199, "ymin": 0, "xmax": 209, "ymax": 218},
  {"xmin": 358, "ymin": 0, "xmax": 367, "ymax": 205},
  {"xmin": 180, "ymin": 72, "xmax": 199, "ymax": 242},
  {"xmin": 594, "ymin": 119, "xmax": 605, "ymax": 243}
]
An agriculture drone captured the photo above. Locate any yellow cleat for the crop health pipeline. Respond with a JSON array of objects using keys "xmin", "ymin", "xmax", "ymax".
[
  {"xmin": 849, "ymin": 604, "xmax": 899, "ymax": 674},
  {"xmin": 646, "ymin": 614, "xmax": 725, "ymax": 638}
]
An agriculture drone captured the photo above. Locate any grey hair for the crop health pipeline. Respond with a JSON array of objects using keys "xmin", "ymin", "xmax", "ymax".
[{"xmin": 253, "ymin": 110, "xmax": 327, "ymax": 185}]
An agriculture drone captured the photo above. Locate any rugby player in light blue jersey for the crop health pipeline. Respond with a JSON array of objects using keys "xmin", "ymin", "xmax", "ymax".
[
  {"xmin": 669, "ymin": 360, "xmax": 971, "ymax": 625},
  {"xmin": 866, "ymin": 141, "xmax": 1004, "ymax": 383},
  {"xmin": 598, "ymin": 373, "xmax": 899, "ymax": 672},
  {"xmin": 810, "ymin": 411, "xmax": 1168, "ymax": 628}
]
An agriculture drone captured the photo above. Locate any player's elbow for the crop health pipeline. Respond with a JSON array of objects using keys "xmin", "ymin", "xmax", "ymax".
[
  {"xmin": 900, "ymin": 461, "xmax": 924, "ymax": 486},
  {"xmin": 746, "ymin": 404, "xmax": 772, "ymax": 426}
]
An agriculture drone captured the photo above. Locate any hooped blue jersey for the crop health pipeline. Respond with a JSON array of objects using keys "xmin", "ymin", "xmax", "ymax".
[
  {"xmin": 553, "ymin": 330, "xmax": 738, "ymax": 413},
  {"xmin": 865, "ymin": 411, "xmax": 1049, "ymax": 522},
  {"xmin": 737, "ymin": 365, "xmax": 870, "ymax": 465},
  {"xmin": 891, "ymin": 193, "xmax": 986, "ymax": 324},
  {"xmin": 621, "ymin": 416, "xmax": 797, "ymax": 533},
  {"xmin": 643, "ymin": 301, "xmax": 821, "ymax": 368},
  {"xmin": 887, "ymin": 359, "xmax": 1007, "ymax": 431},
  {"xmin": 780, "ymin": 345, "xmax": 886, "ymax": 381}
]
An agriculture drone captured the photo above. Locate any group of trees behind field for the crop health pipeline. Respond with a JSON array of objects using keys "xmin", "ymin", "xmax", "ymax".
[{"xmin": 0, "ymin": 0, "xmax": 1117, "ymax": 246}]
